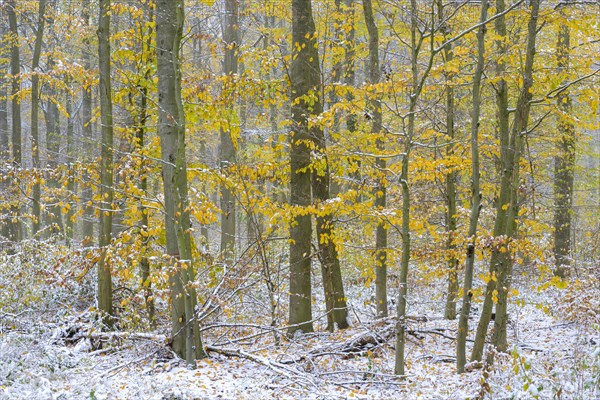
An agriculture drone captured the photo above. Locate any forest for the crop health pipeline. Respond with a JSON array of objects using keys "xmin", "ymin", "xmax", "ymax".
[{"xmin": 0, "ymin": 0, "xmax": 598, "ymax": 398}]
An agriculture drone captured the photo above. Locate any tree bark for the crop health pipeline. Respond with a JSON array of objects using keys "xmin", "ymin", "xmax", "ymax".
[
  {"xmin": 219, "ymin": 0, "xmax": 239, "ymax": 262},
  {"xmin": 472, "ymin": 0, "xmax": 540, "ymax": 361},
  {"xmin": 395, "ymin": 0, "xmax": 419, "ymax": 376},
  {"xmin": 362, "ymin": 0, "xmax": 387, "ymax": 318},
  {"xmin": 287, "ymin": 0, "xmax": 320, "ymax": 336},
  {"xmin": 137, "ymin": 3, "xmax": 155, "ymax": 328},
  {"xmin": 81, "ymin": 0, "xmax": 95, "ymax": 244},
  {"xmin": 7, "ymin": 0, "xmax": 22, "ymax": 243},
  {"xmin": 30, "ymin": 0, "xmax": 46, "ymax": 236},
  {"xmin": 156, "ymin": 0, "xmax": 205, "ymax": 364},
  {"xmin": 456, "ymin": 0, "xmax": 488, "ymax": 374},
  {"xmin": 0, "ymin": 11, "xmax": 9, "ymax": 241},
  {"xmin": 97, "ymin": 0, "xmax": 114, "ymax": 328},
  {"xmin": 553, "ymin": 20, "xmax": 574, "ymax": 279},
  {"xmin": 438, "ymin": 0, "xmax": 459, "ymax": 321}
]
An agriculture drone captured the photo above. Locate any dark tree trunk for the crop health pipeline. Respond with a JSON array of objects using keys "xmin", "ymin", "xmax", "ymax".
[
  {"xmin": 553, "ymin": 21, "xmax": 574, "ymax": 278},
  {"xmin": 219, "ymin": 0, "xmax": 239, "ymax": 261},
  {"xmin": 31, "ymin": 0, "xmax": 47, "ymax": 236},
  {"xmin": 287, "ymin": 0, "xmax": 319, "ymax": 336},
  {"xmin": 97, "ymin": 0, "xmax": 114, "ymax": 328},
  {"xmin": 7, "ymin": 0, "xmax": 22, "ymax": 243}
]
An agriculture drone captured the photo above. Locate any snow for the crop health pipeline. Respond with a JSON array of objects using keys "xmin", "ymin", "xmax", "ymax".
[{"xmin": 1, "ymin": 246, "xmax": 599, "ymax": 399}]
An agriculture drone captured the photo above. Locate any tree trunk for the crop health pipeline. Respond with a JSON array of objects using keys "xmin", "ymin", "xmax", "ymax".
[
  {"xmin": 81, "ymin": 0, "xmax": 94, "ymax": 244},
  {"xmin": 395, "ymin": 0, "xmax": 419, "ymax": 376},
  {"xmin": 219, "ymin": 0, "xmax": 239, "ymax": 262},
  {"xmin": 7, "ymin": 0, "xmax": 22, "ymax": 243},
  {"xmin": 65, "ymin": 77, "xmax": 75, "ymax": 244},
  {"xmin": 0, "ymin": 14, "xmax": 9, "ymax": 241},
  {"xmin": 553, "ymin": 21, "xmax": 574, "ymax": 279},
  {"xmin": 97, "ymin": 0, "xmax": 114, "ymax": 328},
  {"xmin": 472, "ymin": 0, "xmax": 540, "ymax": 361},
  {"xmin": 438, "ymin": 0, "xmax": 459, "ymax": 321},
  {"xmin": 362, "ymin": 0, "xmax": 387, "ymax": 318},
  {"xmin": 287, "ymin": 0, "xmax": 320, "ymax": 336},
  {"xmin": 43, "ymin": 54, "xmax": 64, "ymax": 235},
  {"xmin": 31, "ymin": 0, "xmax": 47, "ymax": 236},
  {"xmin": 137, "ymin": 3, "xmax": 155, "ymax": 328},
  {"xmin": 456, "ymin": 0, "xmax": 488, "ymax": 374},
  {"xmin": 156, "ymin": 0, "xmax": 205, "ymax": 364}
]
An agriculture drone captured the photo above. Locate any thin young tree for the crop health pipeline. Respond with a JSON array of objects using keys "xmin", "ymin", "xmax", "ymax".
[
  {"xmin": 30, "ymin": 0, "xmax": 47, "ymax": 236},
  {"xmin": 7, "ymin": 0, "xmax": 21, "ymax": 243},
  {"xmin": 456, "ymin": 0, "xmax": 488, "ymax": 373},
  {"xmin": 81, "ymin": 0, "xmax": 95, "ymax": 244},
  {"xmin": 362, "ymin": 0, "xmax": 387, "ymax": 318},
  {"xmin": 438, "ymin": 0, "xmax": 459, "ymax": 321}
]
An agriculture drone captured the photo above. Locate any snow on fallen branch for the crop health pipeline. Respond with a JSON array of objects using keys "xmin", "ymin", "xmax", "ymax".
[{"xmin": 205, "ymin": 345, "xmax": 316, "ymax": 386}]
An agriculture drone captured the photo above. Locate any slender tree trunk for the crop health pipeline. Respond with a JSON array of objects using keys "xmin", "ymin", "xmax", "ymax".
[
  {"xmin": 493, "ymin": 0, "xmax": 539, "ymax": 353},
  {"xmin": 219, "ymin": 0, "xmax": 239, "ymax": 261},
  {"xmin": 395, "ymin": 0, "xmax": 419, "ymax": 376},
  {"xmin": 0, "ymin": 15, "xmax": 9, "ymax": 241},
  {"xmin": 306, "ymin": 5, "xmax": 349, "ymax": 333},
  {"xmin": 137, "ymin": 3, "xmax": 155, "ymax": 328},
  {"xmin": 362, "ymin": 0, "xmax": 387, "ymax": 318},
  {"xmin": 7, "ymin": 0, "xmax": 21, "ymax": 243},
  {"xmin": 472, "ymin": 0, "xmax": 540, "ymax": 361},
  {"xmin": 31, "ymin": 0, "xmax": 46, "ymax": 236},
  {"xmin": 456, "ymin": 0, "xmax": 488, "ymax": 374},
  {"xmin": 438, "ymin": 0, "xmax": 459, "ymax": 321},
  {"xmin": 287, "ymin": 0, "xmax": 320, "ymax": 336},
  {"xmin": 65, "ymin": 78, "xmax": 75, "ymax": 243},
  {"xmin": 81, "ymin": 0, "xmax": 94, "ymax": 244},
  {"xmin": 97, "ymin": 0, "xmax": 114, "ymax": 328},
  {"xmin": 471, "ymin": 0, "xmax": 509, "ymax": 362},
  {"xmin": 43, "ymin": 54, "xmax": 64, "ymax": 235},
  {"xmin": 156, "ymin": 0, "xmax": 205, "ymax": 364},
  {"xmin": 553, "ymin": 21, "xmax": 574, "ymax": 278}
]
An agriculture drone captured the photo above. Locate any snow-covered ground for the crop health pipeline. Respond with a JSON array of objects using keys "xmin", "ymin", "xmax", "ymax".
[
  {"xmin": 1, "ymin": 242, "xmax": 598, "ymax": 399},
  {"xmin": 1, "ymin": 281, "xmax": 598, "ymax": 400}
]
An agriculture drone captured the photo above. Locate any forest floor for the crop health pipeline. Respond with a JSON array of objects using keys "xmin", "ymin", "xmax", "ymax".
[{"xmin": 1, "ymin": 265, "xmax": 599, "ymax": 400}]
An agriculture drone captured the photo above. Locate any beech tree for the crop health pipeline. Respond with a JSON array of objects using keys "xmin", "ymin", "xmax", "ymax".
[
  {"xmin": 97, "ymin": 0, "xmax": 115, "ymax": 327},
  {"xmin": 156, "ymin": 0, "xmax": 205, "ymax": 364}
]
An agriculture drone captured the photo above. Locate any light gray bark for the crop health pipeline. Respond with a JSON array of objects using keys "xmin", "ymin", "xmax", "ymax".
[{"xmin": 156, "ymin": 0, "xmax": 205, "ymax": 364}]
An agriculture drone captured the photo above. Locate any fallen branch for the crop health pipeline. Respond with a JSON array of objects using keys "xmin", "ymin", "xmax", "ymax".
[{"xmin": 206, "ymin": 345, "xmax": 315, "ymax": 386}]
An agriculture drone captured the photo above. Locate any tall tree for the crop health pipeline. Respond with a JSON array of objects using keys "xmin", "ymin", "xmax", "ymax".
[
  {"xmin": 456, "ymin": 0, "xmax": 488, "ymax": 373},
  {"xmin": 30, "ymin": 0, "xmax": 47, "ymax": 236},
  {"xmin": 363, "ymin": 0, "xmax": 386, "ymax": 318},
  {"xmin": 81, "ymin": 0, "xmax": 95, "ymax": 244},
  {"xmin": 395, "ymin": 0, "xmax": 420, "ymax": 376},
  {"xmin": 136, "ymin": 2, "xmax": 156, "ymax": 328},
  {"xmin": 7, "ymin": 0, "xmax": 21, "ymax": 243},
  {"xmin": 219, "ymin": 0, "xmax": 239, "ymax": 261},
  {"xmin": 287, "ymin": 0, "xmax": 318, "ymax": 336},
  {"xmin": 0, "ymin": 9, "xmax": 10, "ymax": 240},
  {"xmin": 472, "ymin": 0, "xmax": 541, "ymax": 361},
  {"xmin": 439, "ymin": 0, "xmax": 459, "ymax": 321},
  {"xmin": 97, "ymin": 0, "xmax": 114, "ymax": 327},
  {"xmin": 553, "ymin": 18, "xmax": 574, "ymax": 278},
  {"xmin": 156, "ymin": 0, "xmax": 205, "ymax": 364}
]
